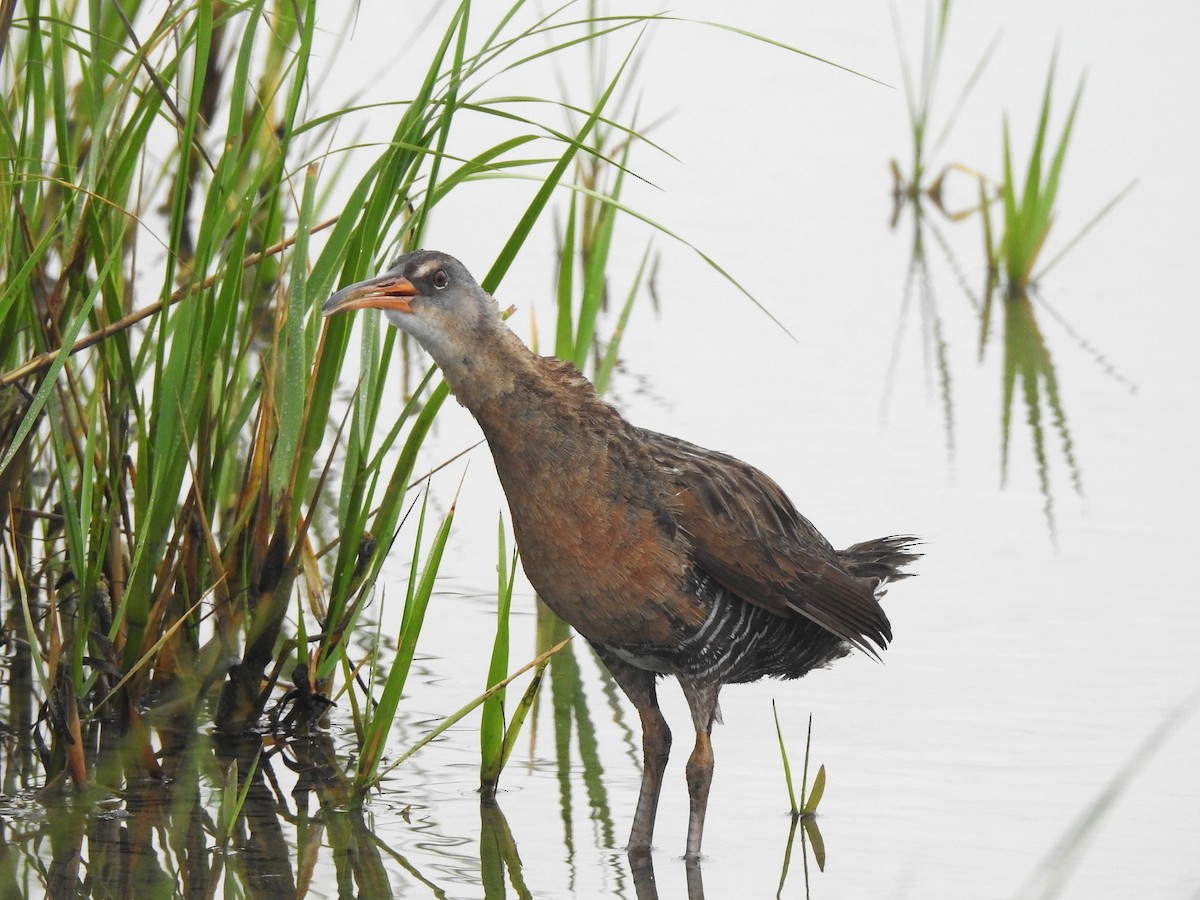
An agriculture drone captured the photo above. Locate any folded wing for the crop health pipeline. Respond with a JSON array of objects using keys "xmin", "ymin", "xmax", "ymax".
[{"xmin": 641, "ymin": 429, "xmax": 893, "ymax": 659}]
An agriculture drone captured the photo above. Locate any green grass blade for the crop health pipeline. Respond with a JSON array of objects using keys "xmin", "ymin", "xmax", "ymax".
[
  {"xmin": 499, "ymin": 659, "xmax": 546, "ymax": 771},
  {"xmin": 377, "ymin": 637, "xmax": 572, "ymax": 783},
  {"xmin": 555, "ymin": 194, "xmax": 579, "ymax": 359},
  {"xmin": 772, "ymin": 700, "xmax": 799, "ymax": 815},
  {"xmin": 1, "ymin": 245, "xmax": 116, "ymax": 478},
  {"xmin": 1036, "ymin": 178, "xmax": 1133, "ymax": 280},
  {"xmin": 482, "ymin": 29, "xmax": 644, "ymax": 293},
  {"xmin": 271, "ymin": 163, "xmax": 319, "ymax": 506},
  {"xmin": 481, "ymin": 519, "xmax": 519, "ymax": 794},
  {"xmin": 593, "ymin": 241, "xmax": 651, "ymax": 396},
  {"xmin": 801, "ymin": 764, "xmax": 826, "ymax": 816},
  {"xmin": 356, "ymin": 488, "xmax": 456, "ymax": 789}
]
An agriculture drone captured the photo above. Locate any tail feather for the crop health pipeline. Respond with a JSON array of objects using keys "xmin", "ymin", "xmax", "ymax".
[{"xmin": 838, "ymin": 535, "xmax": 921, "ymax": 588}]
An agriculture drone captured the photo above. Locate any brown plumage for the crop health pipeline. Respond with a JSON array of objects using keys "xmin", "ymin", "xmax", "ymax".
[{"xmin": 324, "ymin": 249, "xmax": 919, "ymax": 860}]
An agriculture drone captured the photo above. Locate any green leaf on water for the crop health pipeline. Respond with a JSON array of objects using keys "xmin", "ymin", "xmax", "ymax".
[{"xmin": 802, "ymin": 763, "xmax": 826, "ymax": 816}]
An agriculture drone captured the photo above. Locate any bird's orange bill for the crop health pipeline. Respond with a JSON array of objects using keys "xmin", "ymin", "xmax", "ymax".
[{"xmin": 322, "ymin": 274, "xmax": 418, "ymax": 316}]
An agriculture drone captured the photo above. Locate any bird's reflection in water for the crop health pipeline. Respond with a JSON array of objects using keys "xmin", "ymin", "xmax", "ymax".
[
  {"xmin": 626, "ymin": 812, "xmax": 824, "ymax": 900},
  {"xmin": 685, "ymin": 857, "xmax": 706, "ymax": 900},
  {"xmin": 473, "ymin": 790, "xmax": 822, "ymax": 898},
  {"xmin": 628, "ymin": 851, "xmax": 707, "ymax": 900}
]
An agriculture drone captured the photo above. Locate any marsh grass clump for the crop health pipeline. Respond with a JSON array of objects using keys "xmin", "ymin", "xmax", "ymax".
[
  {"xmin": 0, "ymin": 0, "xmax": 667, "ymax": 800},
  {"xmin": 983, "ymin": 49, "xmax": 1134, "ymax": 334},
  {"xmin": 995, "ymin": 54, "xmax": 1085, "ymax": 292},
  {"xmin": 772, "ymin": 703, "xmax": 827, "ymax": 896},
  {"xmin": 975, "ymin": 52, "xmax": 1137, "ymax": 535},
  {"xmin": 478, "ymin": 518, "xmax": 550, "ymax": 801},
  {"xmin": 888, "ymin": 31, "xmax": 1137, "ymax": 538}
]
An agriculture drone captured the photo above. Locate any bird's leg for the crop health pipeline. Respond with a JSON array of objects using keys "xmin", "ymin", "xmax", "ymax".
[
  {"xmin": 631, "ymin": 690, "xmax": 672, "ymax": 854},
  {"xmin": 679, "ymin": 678, "xmax": 721, "ymax": 861},
  {"xmin": 595, "ymin": 649, "xmax": 671, "ymax": 856}
]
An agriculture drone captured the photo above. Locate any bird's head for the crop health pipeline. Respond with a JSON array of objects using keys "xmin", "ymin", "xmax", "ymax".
[{"xmin": 322, "ymin": 250, "xmax": 502, "ymax": 371}]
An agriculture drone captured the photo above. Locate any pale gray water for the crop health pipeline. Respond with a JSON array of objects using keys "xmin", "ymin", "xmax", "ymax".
[{"xmin": 311, "ymin": 2, "xmax": 1200, "ymax": 897}]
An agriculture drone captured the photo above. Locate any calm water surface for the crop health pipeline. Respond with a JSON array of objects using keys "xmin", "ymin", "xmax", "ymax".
[{"xmin": 304, "ymin": 2, "xmax": 1200, "ymax": 897}]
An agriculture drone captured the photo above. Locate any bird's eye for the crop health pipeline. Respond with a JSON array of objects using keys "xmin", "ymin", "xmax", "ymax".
[{"xmin": 432, "ymin": 269, "xmax": 449, "ymax": 289}]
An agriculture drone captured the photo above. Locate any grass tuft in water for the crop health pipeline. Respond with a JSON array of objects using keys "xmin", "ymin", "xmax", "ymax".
[
  {"xmin": 996, "ymin": 52, "xmax": 1084, "ymax": 291},
  {"xmin": 772, "ymin": 701, "xmax": 824, "ymax": 817},
  {"xmin": 773, "ymin": 703, "xmax": 827, "ymax": 896},
  {"xmin": 479, "ymin": 516, "xmax": 550, "ymax": 801},
  {"xmin": 0, "ymin": 0, "xmax": 679, "ymax": 795},
  {"xmin": 352, "ymin": 486, "xmax": 456, "ymax": 794}
]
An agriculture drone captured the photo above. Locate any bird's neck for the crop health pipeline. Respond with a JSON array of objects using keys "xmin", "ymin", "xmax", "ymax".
[
  {"xmin": 446, "ymin": 325, "xmax": 620, "ymax": 471},
  {"xmin": 429, "ymin": 323, "xmax": 540, "ymax": 410}
]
